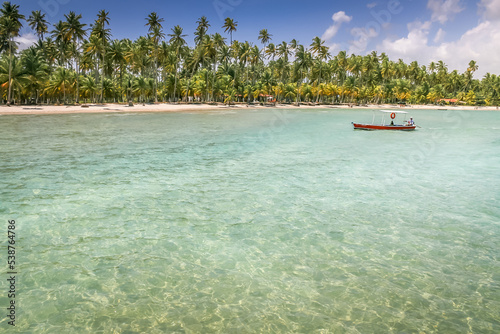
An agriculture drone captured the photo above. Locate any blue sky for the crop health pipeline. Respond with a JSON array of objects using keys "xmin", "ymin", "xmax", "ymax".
[{"xmin": 12, "ymin": 0, "xmax": 500, "ymax": 77}]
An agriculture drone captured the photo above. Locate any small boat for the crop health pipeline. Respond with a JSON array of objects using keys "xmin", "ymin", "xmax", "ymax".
[{"xmin": 352, "ymin": 110, "xmax": 416, "ymax": 131}]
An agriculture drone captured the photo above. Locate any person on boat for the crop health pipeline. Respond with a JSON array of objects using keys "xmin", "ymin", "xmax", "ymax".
[
  {"xmin": 408, "ymin": 117, "xmax": 414, "ymax": 126},
  {"xmin": 390, "ymin": 120, "xmax": 394, "ymax": 126}
]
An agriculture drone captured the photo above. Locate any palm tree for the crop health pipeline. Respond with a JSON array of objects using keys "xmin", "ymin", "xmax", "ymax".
[
  {"xmin": 132, "ymin": 76, "xmax": 149, "ymax": 102},
  {"xmin": 0, "ymin": 54, "xmax": 29, "ymax": 103},
  {"xmin": 40, "ymin": 37, "xmax": 57, "ymax": 70},
  {"xmin": 336, "ymin": 50, "xmax": 348, "ymax": 85},
  {"xmin": 107, "ymin": 39, "xmax": 127, "ymax": 100},
  {"xmin": 47, "ymin": 66, "xmax": 73, "ymax": 103},
  {"xmin": 249, "ymin": 45, "xmax": 261, "ymax": 83},
  {"xmin": 84, "ymin": 34, "xmax": 104, "ymax": 81},
  {"xmin": 79, "ymin": 75, "xmax": 96, "ymax": 102},
  {"xmin": 238, "ymin": 41, "xmax": 251, "ymax": 82},
  {"xmin": 295, "ymin": 45, "xmax": 312, "ymax": 83},
  {"xmin": 168, "ymin": 25, "xmax": 186, "ymax": 102},
  {"xmin": 265, "ymin": 43, "xmax": 275, "ymax": 60},
  {"xmin": 96, "ymin": 10, "xmax": 110, "ymax": 34},
  {"xmin": 203, "ymin": 35, "xmax": 217, "ymax": 101},
  {"xmin": 145, "ymin": 12, "xmax": 164, "ymax": 34},
  {"xmin": 52, "ymin": 20, "xmax": 70, "ymax": 65},
  {"xmin": 184, "ymin": 38, "xmax": 206, "ymax": 102},
  {"xmin": 95, "ymin": 10, "xmax": 110, "ymax": 101},
  {"xmin": 258, "ymin": 28, "xmax": 272, "ymax": 55},
  {"xmin": 0, "ymin": 1, "xmax": 25, "ymax": 105},
  {"xmin": 407, "ymin": 60, "xmax": 420, "ymax": 84},
  {"xmin": 21, "ymin": 47, "xmax": 49, "ymax": 103},
  {"xmin": 101, "ymin": 77, "xmax": 116, "ymax": 101},
  {"xmin": 428, "ymin": 61, "xmax": 437, "ymax": 74},
  {"xmin": 63, "ymin": 11, "xmax": 87, "ymax": 103},
  {"xmin": 2, "ymin": 3, "xmax": 500, "ymax": 107},
  {"xmin": 194, "ymin": 16, "xmax": 210, "ymax": 46},
  {"xmin": 146, "ymin": 12, "xmax": 165, "ymax": 102},
  {"xmin": 311, "ymin": 41, "xmax": 330, "ymax": 102},
  {"xmin": 289, "ymin": 39, "xmax": 299, "ymax": 56},
  {"xmin": 222, "ymin": 17, "xmax": 237, "ymax": 45},
  {"xmin": 309, "ymin": 36, "xmax": 324, "ymax": 56},
  {"xmin": 465, "ymin": 60, "xmax": 479, "ymax": 90},
  {"xmin": 211, "ymin": 32, "xmax": 226, "ymax": 98},
  {"xmin": 28, "ymin": 10, "xmax": 48, "ymax": 43},
  {"xmin": 277, "ymin": 41, "xmax": 291, "ymax": 63}
]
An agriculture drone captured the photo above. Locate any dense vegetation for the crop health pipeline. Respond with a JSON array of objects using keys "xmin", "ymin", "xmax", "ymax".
[{"xmin": 0, "ymin": 2, "xmax": 499, "ymax": 106}]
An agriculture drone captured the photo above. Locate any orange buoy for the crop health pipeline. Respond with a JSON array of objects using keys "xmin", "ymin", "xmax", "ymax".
[{"xmin": 390, "ymin": 113, "xmax": 396, "ymax": 119}]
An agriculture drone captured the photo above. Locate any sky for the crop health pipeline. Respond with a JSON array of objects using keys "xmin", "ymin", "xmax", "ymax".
[{"xmin": 11, "ymin": 0, "xmax": 500, "ymax": 78}]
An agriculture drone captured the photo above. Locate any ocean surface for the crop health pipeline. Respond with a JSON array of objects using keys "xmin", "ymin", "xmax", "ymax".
[{"xmin": 0, "ymin": 108, "xmax": 499, "ymax": 333}]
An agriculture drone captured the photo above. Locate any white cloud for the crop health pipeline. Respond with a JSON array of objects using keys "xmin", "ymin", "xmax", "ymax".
[
  {"xmin": 326, "ymin": 42, "xmax": 341, "ymax": 55},
  {"xmin": 14, "ymin": 33, "xmax": 37, "ymax": 51},
  {"xmin": 479, "ymin": 0, "xmax": 500, "ymax": 21},
  {"xmin": 435, "ymin": 21, "xmax": 500, "ymax": 76},
  {"xmin": 349, "ymin": 27, "xmax": 378, "ymax": 55},
  {"xmin": 408, "ymin": 20, "xmax": 432, "ymax": 31},
  {"xmin": 427, "ymin": 0, "xmax": 464, "ymax": 24},
  {"xmin": 322, "ymin": 25, "xmax": 341, "ymax": 41},
  {"xmin": 377, "ymin": 17, "xmax": 500, "ymax": 78},
  {"xmin": 434, "ymin": 28, "xmax": 446, "ymax": 43},
  {"xmin": 322, "ymin": 11, "xmax": 352, "ymax": 41},
  {"xmin": 367, "ymin": 2, "xmax": 377, "ymax": 9},
  {"xmin": 378, "ymin": 21, "xmax": 431, "ymax": 61},
  {"xmin": 332, "ymin": 11, "xmax": 352, "ymax": 24}
]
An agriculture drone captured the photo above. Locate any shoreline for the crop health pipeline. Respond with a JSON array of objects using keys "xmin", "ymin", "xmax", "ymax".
[{"xmin": 0, "ymin": 103, "xmax": 498, "ymax": 115}]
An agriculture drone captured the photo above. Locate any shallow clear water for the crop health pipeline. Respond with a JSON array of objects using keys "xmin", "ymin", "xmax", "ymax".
[{"xmin": 1, "ymin": 108, "xmax": 499, "ymax": 333}]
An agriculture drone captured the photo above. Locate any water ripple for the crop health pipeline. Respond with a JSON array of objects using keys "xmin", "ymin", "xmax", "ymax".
[{"xmin": 1, "ymin": 109, "xmax": 499, "ymax": 332}]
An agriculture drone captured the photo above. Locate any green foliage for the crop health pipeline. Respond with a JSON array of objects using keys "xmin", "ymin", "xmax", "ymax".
[{"xmin": 0, "ymin": 4, "xmax": 498, "ymax": 106}]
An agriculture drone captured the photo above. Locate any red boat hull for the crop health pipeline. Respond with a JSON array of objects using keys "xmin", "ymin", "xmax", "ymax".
[{"xmin": 352, "ymin": 123, "xmax": 416, "ymax": 131}]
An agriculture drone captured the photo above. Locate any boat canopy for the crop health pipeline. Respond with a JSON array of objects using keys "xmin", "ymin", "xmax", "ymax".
[{"xmin": 380, "ymin": 110, "xmax": 408, "ymax": 114}]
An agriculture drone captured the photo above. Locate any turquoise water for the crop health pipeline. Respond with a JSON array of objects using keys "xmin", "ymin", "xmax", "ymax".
[{"xmin": 1, "ymin": 108, "xmax": 499, "ymax": 333}]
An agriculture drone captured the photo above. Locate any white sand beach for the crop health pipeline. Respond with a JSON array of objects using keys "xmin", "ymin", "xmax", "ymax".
[{"xmin": 0, "ymin": 102, "xmax": 498, "ymax": 115}]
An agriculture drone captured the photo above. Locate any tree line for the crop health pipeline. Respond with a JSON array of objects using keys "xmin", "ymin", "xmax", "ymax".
[{"xmin": 0, "ymin": 2, "xmax": 499, "ymax": 106}]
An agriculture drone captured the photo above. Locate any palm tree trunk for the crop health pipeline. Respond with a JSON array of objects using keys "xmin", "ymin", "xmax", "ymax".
[
  {"xmin": 75, "ymin": 40, "xmax": 80, "ymax": 103},
  {"xmin": 7, "ymin": 41, "xmax": 13, "ymax": 106},
  {"xmin": 154, "ymin": 60, "xmax": 158, "ymax": 103},
  {"xmin": 184, "ymin": 66, "xmax": 197, "ymax": 103},
  {"xmin": 154, "ymin": 49, "xmax": 158, "ymax": 103},
  {"xmin": 316, "ymin": 67, "xmax": 322, "ymax": 103},
  {"xmin": 119, "ymin": 67, "xmax": 124, "ymax": 102},
  {"xmin": 173, "ymin": 64, "xmax": 178, "ymax": 102},
  {"xmin": 100, "ymin": 73, "xmax": 104, "ymax": 102},
  {"xmin": 95, "ymin": 57, "xmax": 99, "ymax": 99},
  {"xmin": 206, "ymin": 74, "xmax": 209, "ymax": 102},
  {"xmin": 173, "ymin": 47, "xmax": 180, "ymax": 102},
  {"xmin": 212, "ymin": 60, "xmax": 216, "ymax": 102},
  {"xmin": 101, "ymin": 47, "xmax": 106, "ymax": 102}
]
